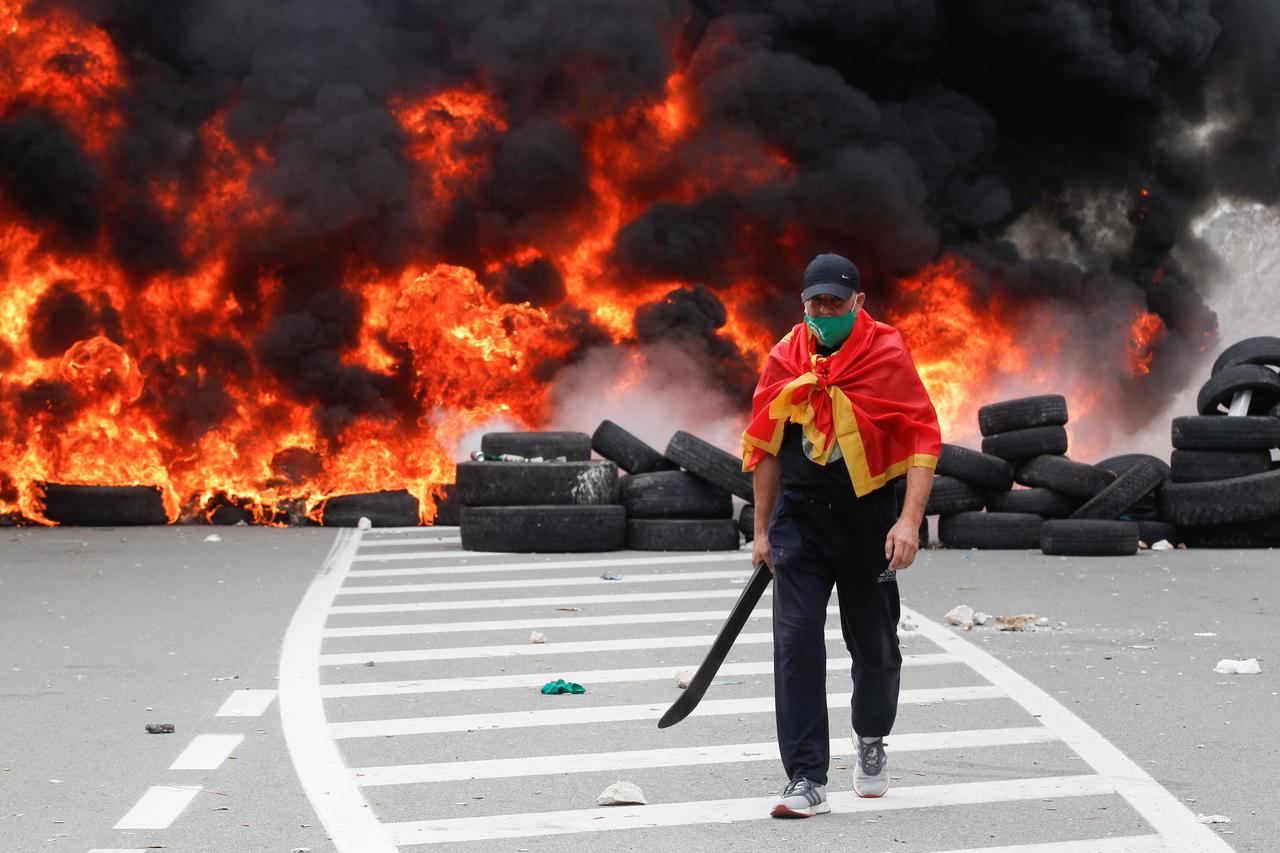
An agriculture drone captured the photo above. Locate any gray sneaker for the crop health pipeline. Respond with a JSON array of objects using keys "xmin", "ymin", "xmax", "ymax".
[
  {"xmin": 854, "ymin": 736, "xmax": 889, "ymax": 798},
  {"xmin": 770, "ymin": 776, "xmax": 830, "ymax": 818}
]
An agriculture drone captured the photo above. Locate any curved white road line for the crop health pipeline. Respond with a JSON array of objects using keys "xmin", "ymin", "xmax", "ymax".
[
  {"xmin": 279, "ymin": 528, "xmax": 397, "ymax": 853},
  {"xmin": 901, "ymin": 605, "xmax": 1233, "ymax": 853}
]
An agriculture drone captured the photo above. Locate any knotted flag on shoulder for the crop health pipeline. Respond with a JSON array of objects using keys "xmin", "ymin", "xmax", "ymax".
[{"xmin": 741, "ymin": 309, "xmax": 941, "ymax": 496}]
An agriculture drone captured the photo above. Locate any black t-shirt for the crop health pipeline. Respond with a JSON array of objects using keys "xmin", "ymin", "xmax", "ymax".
[{"xmin": 776, "ymin": 341, "xmax": 859, "ymax": 501}]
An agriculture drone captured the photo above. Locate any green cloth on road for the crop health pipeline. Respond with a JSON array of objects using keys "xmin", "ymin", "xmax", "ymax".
[{"xmin": 540, "ymin": 679, "xmax": 585, "ymax": 695}]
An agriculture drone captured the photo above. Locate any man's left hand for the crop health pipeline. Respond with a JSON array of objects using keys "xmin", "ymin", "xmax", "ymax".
[{"xmin": 884, "ymin": 517, "xmax": 921, "ymax": 571}]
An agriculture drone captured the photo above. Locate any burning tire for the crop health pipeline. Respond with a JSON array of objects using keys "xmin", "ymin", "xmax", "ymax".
[
  {"xmin": 431, "ymin": 485, "xmax": 461, "ymax": 526},
  {"xmin": 321, "ymin": 490, "xmax": 419, "ymax": 527},
  {"xmin": 1170, "ymin": 415, "xmax": 1280, "ymax": 450},
  {"xmin": 620, "ymin": 471, "xmax": 732, "ymax": 519},
  {"xmin": 1015, "ymin": 454, "xmax": 1115, "ymax": 498},
  {"xmin": 925, "ymin": 475, "xmax": 986, "ymax": 515},
  {"xmin": 456, "ymin": 461, "xmax": 619, "ymax": 506},
  {"xmin": 1170, "ymin": 449, "xmax": 1271, "ymax": 484},
  {"xmin": 1041, "ymin": 519, "xmax": 1139, "ymax": 556},
  {"xmin": 626, "ymin": 518, "xmax": 740, "ymax": 551},
  {"xmin": 1158, "ymin": 469, "xmax": 1280, "ymax": 526},
  {"xmin": 665, "ymin": 431, "xmax": 754, "ymax": 502},
  {"xmin": 978, "ymin": 395, "xmax": 1068, "ymax": 437},
  {"xmin": 739, "ymin": 503, "xmax": 754, "ymax": 542},
  {"xmin": 460, "ymin": 505, "xmax": 626, "ymax": 552},
  {"xmin": 1211, "ymin": 336, "xmax": 1280, "ymax": 375},
  {"xmin": 1196, "ymin": 364, "xmax": 1280, "ymax": 415},
  {"xmin": 40, "ymin": 484, "xmax": 169, "ymax": 526},
  {"xmin": 937, "ymin": 511, "xmax": 1042, "ymax": 549},
  {"xmin": 980, "ymin": 425, "xmax": 1068, "ymax": 462},
  {"xmin": 1069, "ymin": 460, "xmax": 1164, "ymax": 520},
  {"xmin": 985, "ymin": 487, "xmax": 1082, "ymax": 518},
  {"xmin": 936, "ymin": 444, "xmax": 1014, "ymax": 492},
  {"xmin": 591, "ymin": 420, "xmax": 677, "ymax": 474},
  {"xmin": 480, "ymin": 431, "xmax": 592, "ymax": 461}
]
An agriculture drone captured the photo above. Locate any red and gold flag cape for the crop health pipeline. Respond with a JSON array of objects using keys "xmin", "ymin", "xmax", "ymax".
[{"xmin": 741, "ymin": 309, "xmax": 941, "ymax": 496}]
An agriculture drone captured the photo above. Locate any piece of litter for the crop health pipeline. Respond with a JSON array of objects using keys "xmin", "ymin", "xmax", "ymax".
[
  {"xmin": 599, "ymin": 572, "xmax": 623, "ymax": 581},
  {"xmin": 1194, "ymin": 632, "xmax": 1218, "ymax": 637},
  {"xmin": 364, "ymin": 661, "xmax": 376, "ymax": 667},
  {"xmin": 540, "ymin": 679, "xmax": 585, "ymax": 695},
  {"xmin": 944, "ymin": 604, "xmax": 974, "ymax": 627},
  {"xmin": 1151, "ymin": 539, "xmax": 1174, "ymax": 551},
  {"xmin": 596, "ymin": 781, "xmax": 647, "ymax": 806},
  {"xmin": 1214, "ymin": 658, "xmax": 1262, "ymax": 675},
  {"xmin": 1130, "ymin": 645, "xmax": 1155, "ymax": 650},
  {"xmin": 1035, "ymin": 616, "xmax": 1049, "ymax": 626},
  {"xmin": 996, "ymin": 614, "xmax": 1036, "ymax": 632},
  {"xmin": 675, "ymin": 670, "xmax": 693, "ymax": 689},
  {"xmin": 1198, "ymin": 814, "xmax": 1231, "ymax": 824},
  {"xmin": 212, "ymin": 675, "xmax": 239, "ymax": 681},
  {"xmin": 145, "ymin": 723, "xmax": 175, "ymax": 734},
  {"xmin": 555, "ymin": 607, "xmax": 581, "ymax": 612},
  {"xmin": 529, "ymin": 631, "xmax": 545, "ymax": 644},
  {"xmin": 203, "ymin": 534, "xmax": 222, "ymax": 543},
  {"xmin": 1138, "ymin": 540, "xmax": 1150, "ymax": 550},
  {"xmin": 710, "ymin": 679, "xmax": 742, "ymax": 686},
  {"xmin": 357, "ymin": 516, "xmax": 372, "ymax": 530},
  {"xmin": 972, "ymin": 611, "xmax": 989, "ymax": 626},
  {"xmin": 899, "ymin": 615, "xmax": 917, "ymax": 631}
]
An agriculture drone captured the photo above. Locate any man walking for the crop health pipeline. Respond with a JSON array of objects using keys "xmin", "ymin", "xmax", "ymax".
[{"xmin": 741, "ymin": 252, "xmax": 941, "ymax": 817}]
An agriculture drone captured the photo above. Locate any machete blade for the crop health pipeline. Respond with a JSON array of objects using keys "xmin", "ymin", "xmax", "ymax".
[{"xmin": 657, "ymin": 561, "xmax": 772, "ymax": 729}]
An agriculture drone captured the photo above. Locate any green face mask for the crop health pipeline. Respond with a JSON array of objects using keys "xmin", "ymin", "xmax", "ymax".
[{"xmin": 804, "ymin": 311, "xmax": 855, "ymax": 348}]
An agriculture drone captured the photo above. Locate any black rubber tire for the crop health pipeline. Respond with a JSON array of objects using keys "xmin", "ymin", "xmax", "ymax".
[
  {"xmin": 620, "ymin": 471, "xmax": 733, "ymax": 519},
  {"xmin": 591, "ymin": 420, "xmax": 677, "ymax": 474},
  {"xmin": 456, "ymin": 461, "xmax": 619, "ymax": 507},
  {"xmin": 1093, "ymin": 453, "xmax": 1169, "ymax": 520},
  {"xmin": 1170, "ymin": 449, "xmax": 1272, "ymax": 484},
  {"xmin": 985, "ymin": 487, "xmax": 1082, "ymax": 518},
  {"xmin": 937, "ymin": 511, "xmax": 1043, "ymax": 549},
  {"xmin": 432, "ymin": 484, "xmax": 462, "ymax": 526},
  {"xmin": 978, "ymin": 395, "xmax": 1068, "ymax": 437},
  {"xmin": 461, "ymin": 505, "xmax": 626, "ymax": 552},
  {"xmin": 1158, "ymin": 469, "xmax": 1280, "ymax": 526},
  {"xmin": 1170, "ymin": 416, "xmax": 1280, "ymax": 450},
  {"xmin": 936, "ymin": 444, "xmax": 1014, "ymax": 491},
  {"xmin": 1041, "ymin": 519, "xmax": 1139, "ymax": 556},
  {"xmin": 40, "ymin": 483, "xmax": 170, "ymax": 526},
  {"xmin": 1211, "ymin": 336, "xmax": 1280, "ymax": 375},
  {"xmin": 665, "ymin": 431, "xmax": 754, "ymax": 502},
  {"xmin": 981, "ymin": 426, "xmax": 1069, "ymax": 462},
  {"xmin": 322, "ymin": 490, "xmax": 420, "ymax": 527},
  {"xmin": 1183, "ymin": 516, "xmax": 1280, "ymax": 548},
  {"xmin": 626, "ymin": 519, "xmax": 740, "ymax": 551},
  {"xmin": 480, "ymin": 431, "xmax": 592, "ymax": 461},
  {"xmin": 1137, "ymin": 520, "xmax": 1182, "ymax": 547},
  {"xmin": 926, "ymin": 476, "xmax": 986, "ymax": 515},
  {"xmin": 1016, "ymin": 455, "xmax": 1115, "ymax": 498},
  {"xmin": 1070, "ymin": 461, "xmax": 1164, "ymax": 520},
  {"xmin": 1196, "ymin": 364, "xmax": 1280, "ymax": 415},
  {"xmin": 739, "ymin": 503, "xmax": 755, "ymax": 541}
]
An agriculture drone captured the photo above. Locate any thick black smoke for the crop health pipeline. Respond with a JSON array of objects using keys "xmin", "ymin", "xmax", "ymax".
[{"xmin": 5, "ymin": 0, "xmax": 1280, "ymax": 447}]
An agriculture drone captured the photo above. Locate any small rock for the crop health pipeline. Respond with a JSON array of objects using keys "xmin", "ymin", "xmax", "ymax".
[
  {"xmin": 357, "ymin": 516, "xmax": 372, "ymax": 530},
  {"xmin": 599, "ymin": 572, "xmax": 623, "ymax": 581},
  {"xmin": 1214, "ymin": 658, "xmax": 1262, "ymax": 675},
  {"xmin": 1197, "ymin": 814, "xmax": 1231, "ymax": 824},
  {"xmin": 1151, "ymin": 539, "xmax": 1173, "ymax": 551},
  {"xmin": 675, "ymin": 670, "xmax": 694, "ymax": 689},
  {"xmin": 529, "ymin": 631, "xmax": 545, "ymax": 644},
  {"xmin": 145, "ymin": 723, "xmax": 175, "ymax": 734},
  {"xmin": 596, "ymin": 781, "xmax": 647, "ymax": 806},
  {"xmin": 945, "ymin": 605, "xmax": 974, "ymax": 627},
  {"xmin": 899, "ymin": 615, "xmax": 917, "ymax": 631},
  {"xmin": 1035, "ymin": 616, "xmax": 1049, "ymax": 627},
  {"xmin": 972, "ymin": 612, "xmax": 989, "ymax": 626},
  {"xmin": 996, "ymin": 614, "xmax": 1036, "ymax": 632},
  {"xmin": 1138, "ymin": 540, "xmax": 1150, "ymax": 550},
  {"xmin": 203, "ymin": 534, "xmax": 222, "ymax": 543}
]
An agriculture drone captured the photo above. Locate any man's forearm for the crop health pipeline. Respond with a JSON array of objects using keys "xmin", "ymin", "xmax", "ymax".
[
  {"xmin": 753, "ymin": 454, "xmax": 781, "ymax": 538},
  {"xmin": 898, "ymin": 465, "xmax": 933, "ymax": 525}
]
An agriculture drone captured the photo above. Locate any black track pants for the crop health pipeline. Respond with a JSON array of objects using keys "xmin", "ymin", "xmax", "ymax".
[{"xmin": 769, "ymin": 486, "xmax": 903, "ymax": 787}]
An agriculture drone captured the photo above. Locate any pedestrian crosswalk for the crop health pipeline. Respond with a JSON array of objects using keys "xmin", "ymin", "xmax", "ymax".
[{"xmin": 279, "ymin": 528, "xmax": 1234, "ymax": 852}]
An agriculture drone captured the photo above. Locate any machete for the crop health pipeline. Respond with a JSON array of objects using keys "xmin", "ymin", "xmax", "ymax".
[{"xmin": 657, "ymin": 561, "xmax": 773, "ymax": 729}]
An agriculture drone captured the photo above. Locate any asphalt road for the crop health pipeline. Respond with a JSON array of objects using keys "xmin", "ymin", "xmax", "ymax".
[{"xmin": 0, "ymin": 525, "xmax": 1274, "ymax": 853}]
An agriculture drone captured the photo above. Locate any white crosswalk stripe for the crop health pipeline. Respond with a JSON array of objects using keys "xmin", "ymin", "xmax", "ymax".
[{"xmin": 277, "ymin": 533, "xmax": 1233, "ymax": 853}]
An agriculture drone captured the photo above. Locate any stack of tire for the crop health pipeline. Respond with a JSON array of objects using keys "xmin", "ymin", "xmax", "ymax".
[
  {"xmin": 1158, "ymin": 336, "xmax": 1280, "ymax": 548},
  {"xmin": 938, "ymin": 395, "xmax": 1142, "ymax": 556},
  {"xmin": 590, "ymin": 421, "xmax": 743, "ymax": 552},
  {"xmin": 457, "ymin": 431, "xmax": 624, "ymax": 552}
]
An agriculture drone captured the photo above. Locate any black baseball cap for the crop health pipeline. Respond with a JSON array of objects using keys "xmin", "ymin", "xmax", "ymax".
[{"xmin": 801, "ymin": 253, "xmax": 861, "ymax": 301}]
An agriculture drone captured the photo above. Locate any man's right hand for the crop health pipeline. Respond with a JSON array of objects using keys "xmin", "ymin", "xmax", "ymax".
[{"xmin": 752, "ymin": 534, "xmax": 774, "ymax": 572}]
